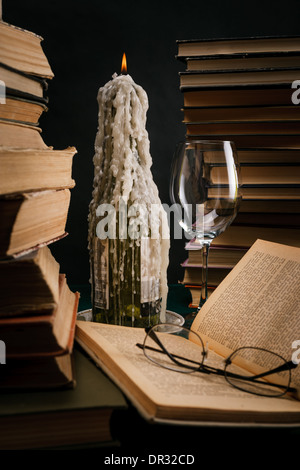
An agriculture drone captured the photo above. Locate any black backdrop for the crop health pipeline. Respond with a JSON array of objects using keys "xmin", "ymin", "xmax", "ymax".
[{"xmin": 2, "ymin": 0, "xmax": 300, "ymax": 286}]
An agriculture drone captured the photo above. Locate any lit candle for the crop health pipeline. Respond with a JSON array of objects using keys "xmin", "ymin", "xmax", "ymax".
[
  {"xmin": 121, "ymin": 52, "xmax": 127, "ymax": 75},
  {"xmin": 89, "ymin": 54, "xmax": 169, "ymax": 324}
]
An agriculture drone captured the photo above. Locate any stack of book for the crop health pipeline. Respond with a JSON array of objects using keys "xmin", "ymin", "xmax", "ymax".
[
  {"xmin": 0, "ymin": 20, "xmax": 79, "ymax": 389},
  {"xmin": 176, "ymin": 36, "xmax": 300, "ymax": 306}
]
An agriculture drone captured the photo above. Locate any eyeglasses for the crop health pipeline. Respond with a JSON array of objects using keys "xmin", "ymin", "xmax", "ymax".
[{"xmin": 136, "ymin": 324, "xmax": 298, "ymax": 398}]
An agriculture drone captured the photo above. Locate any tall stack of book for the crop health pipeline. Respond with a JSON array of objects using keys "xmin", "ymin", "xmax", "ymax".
[
  {"xmin": 0, "ymin": 20, "xmax": 79, "ymax": 389},
  {"xmin": 176, "ymin": 37, "xmax": 300, "ymax": 306}
]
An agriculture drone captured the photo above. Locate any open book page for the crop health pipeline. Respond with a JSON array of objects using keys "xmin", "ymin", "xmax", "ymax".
[
  {"xmin": 191, "ymin": 239, "xmax": 300, "ymax": 387},
  {"xmin": 75, "ymin": 321, "xmax": 300, "ymax": 425}
]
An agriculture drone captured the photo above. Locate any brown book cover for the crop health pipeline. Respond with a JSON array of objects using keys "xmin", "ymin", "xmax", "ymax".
[
  {"xmin": 0, "ymin": 147, "xmax": 76, "ymax": 196},
  {"xmin": 0, "ymin": 274, "xmax": 79, "ymax": 358},
  {"xmin": 0, "ymin": 189, "xmax": 71, "ymax": 257},
  {"xmin": 0, "ymin": 21, "xmax": 54, "ymax": 78}
]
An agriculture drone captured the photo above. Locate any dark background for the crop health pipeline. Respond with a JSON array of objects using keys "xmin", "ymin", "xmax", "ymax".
[{"xmin": 2, "ymin": 0, "xmax": 300, "ymax": 286}]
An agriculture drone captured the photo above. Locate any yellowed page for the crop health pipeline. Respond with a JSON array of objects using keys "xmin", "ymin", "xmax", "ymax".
[
  {"xmin": 75, "ymin": 321, "xmax": 300, "ymax": 425},
  {"xmin": 191, "ymin": 239, "xmax": 300, "ymax": 387}
]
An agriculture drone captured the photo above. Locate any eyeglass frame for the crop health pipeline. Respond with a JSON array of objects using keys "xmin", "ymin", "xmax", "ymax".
[{"xmin": 136, "ymin": 324, "xmax": 298, "ymax": 398}]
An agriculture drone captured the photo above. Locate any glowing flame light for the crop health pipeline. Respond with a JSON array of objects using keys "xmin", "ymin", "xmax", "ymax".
[{"xmin": 121, "ymin": 53, "xmax": 127, "ymax": 74}]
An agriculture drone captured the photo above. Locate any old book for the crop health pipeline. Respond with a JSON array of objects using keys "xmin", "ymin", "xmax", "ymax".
[
  {"xmin": 210, "ymin": 225, "xmax": 300, "ymax": 249},
  {"xmin": 211, "ymin": 164, "xmax": 300, "ymax": 185},
  {"xmin": 0, "ymin": 120, "xmax": 48, "ymax": 149},
  {"xmin": 179, "ymin": 68, "xmax": 300, "ymax": 88},
  {"xmin": 239, "ymin": 199, "xmax": 300, "ymax": 213},
  {"xmin": 0, "ymin": 189, "xmax": 70, "ymax": 257},
  {"xmin": 183, "ymin": 52, "xmax": 300, "ymax": 71},
  {"xmin": 0, "ymin": 273, "xmax": 79, "ymax": 357},
  {"xmin": 183, "ymin": 215, "xmax": 300, "ymax": 293},
  {"xmin": 0, "ymin": 21, "xmax": 54, "ymax": 78},
  {"xmin": 185, "ymin": 241, "xmax": 247, "ymax": 266},
  {"xmin": 187, "ymin": 133, "xmax": 300, "ymax": 148},
  {"xmin": 233, "ymin": 211, "xmax": 300, "ymax": 227},
  {"xmin": 183, "ymin": 212, "xmax": 300, "ymax": 293},
  {"xmin": 181, "ymin": 262, "xmax": 230, "ymax": 286},
  {"xmin": 0, "ymin": 95, "xmax": 48, "ymax": 125},
  {"xmin": 235, "ymin": 148, "xmax": 300, "ymax": 165},
  {"xmin": 76, "ymin": 239, "xmax": 300, "ymax": 426},
  {"xmin": 186, "ymin": 121, "xmax": 300, "ymax": 136},
  {"xmin": 0, "ymin": 246, "xmax": 60, "ymax": 317},
  {"xmin": 177, "ymin": 37, "xmax": 300, "ymax": 58},
  {"xmin": 208, "ymin": 185, "xmax": 300, "ymax": 201},
  {"xmin": 182, "ymin": 105, "xmax": 300, "ymax": 123},
  {"xmin": 237, "ymin": 186, "xmax": 300, "ymax": 199},
  {"xmin": 0, "ymin": 64, "xmax": 47, "ymax": 99},
  {"xmin": 0, "ymin": 146, "xmax": 76, "ymax": 195},
  {"xmin": 182, "ymin": 87, "xmax": 293, "ymax": 107},
  {"xmin": 0, "ymin": 352, "xmax": 75, "ymax": 392},
  {"xmin": 0, "ymin": 348, "xmax": 127, "ymax": 449},
  {"xmin": 185, "ymin": 284, "xmax": 215, "ymax": 308}
]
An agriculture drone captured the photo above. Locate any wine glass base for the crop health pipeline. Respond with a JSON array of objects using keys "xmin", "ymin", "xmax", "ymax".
[
  {"xmin": 184, "ymin": 309, "xmax": 200, "ymax": 329},
  {"xmin": 185, "ymin": 310, "xmax": 198, "ymax": 320},
  {"xmin": 184, "ymin": 297, "xmax": 207, "ymax": 326}
]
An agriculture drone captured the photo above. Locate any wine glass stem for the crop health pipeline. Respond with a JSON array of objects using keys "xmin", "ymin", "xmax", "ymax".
[{"xmin": 199, "ymin": 243, "xmax": 210, "ymax": 309}]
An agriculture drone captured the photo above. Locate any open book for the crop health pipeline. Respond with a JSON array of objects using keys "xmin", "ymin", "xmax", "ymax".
[{"xmin": 75, "ymin": 239, "xmax": 300, "ymax": 426}]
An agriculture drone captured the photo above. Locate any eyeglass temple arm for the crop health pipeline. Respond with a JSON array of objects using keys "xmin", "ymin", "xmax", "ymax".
[
  {"xmin": 249, "ymin": 360, "xmax": 297, "ymax": 381},
  {"xmin": 224, "ymin": 359, "xmax": 298, "ymax": 393},
  {"xmin": 136, "ymin": 342, "xmax": 206, "ymax": 368},
  {"xmin": 143, "ymin": 327, "xmax": 187, "ymax": 367}
]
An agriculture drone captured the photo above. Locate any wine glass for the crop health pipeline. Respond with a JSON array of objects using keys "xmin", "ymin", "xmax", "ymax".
[{"xmin": 169, "ymin": 139, "xmax": 242, "ymax": 315}]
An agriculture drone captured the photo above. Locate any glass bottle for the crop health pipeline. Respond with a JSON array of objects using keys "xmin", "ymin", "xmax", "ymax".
[{"xmin": 88, "ymin": 72, "xmax": 169, "ymax": 327}]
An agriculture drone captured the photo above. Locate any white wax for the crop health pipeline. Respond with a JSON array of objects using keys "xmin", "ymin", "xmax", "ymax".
[{"xmin": 88, "ymin": 73, "xmax": 170, "ymax": 323}]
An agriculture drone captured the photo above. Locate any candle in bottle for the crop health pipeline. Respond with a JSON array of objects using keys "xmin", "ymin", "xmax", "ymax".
[{"xmin": 88, "ymin": 54, "xmax": 170, "ymax": 326}]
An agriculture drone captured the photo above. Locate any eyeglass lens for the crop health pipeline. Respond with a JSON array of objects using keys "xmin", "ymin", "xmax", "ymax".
[{"xmin": 224, "ymin": 347, "xmax": 291, "ymax": 397}]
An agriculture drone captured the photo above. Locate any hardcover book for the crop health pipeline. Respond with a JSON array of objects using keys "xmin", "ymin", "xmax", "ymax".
[{"xmin": 76, "ymin": 240, "xmax": 300, "ymax": 426}]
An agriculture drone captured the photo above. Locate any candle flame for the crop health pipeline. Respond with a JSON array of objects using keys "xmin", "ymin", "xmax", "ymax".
[{"xmin": 121, "ymin": 53, "xmax": 127, "ymax": 74}]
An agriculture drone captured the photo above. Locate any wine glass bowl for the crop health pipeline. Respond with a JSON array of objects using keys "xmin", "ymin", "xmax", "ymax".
[{"xmin": 170, "ymin": 140, "xmax": 242, "ymax": 311}]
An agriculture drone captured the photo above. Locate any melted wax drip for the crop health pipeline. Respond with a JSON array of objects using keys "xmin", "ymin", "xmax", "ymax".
[{"xmin": 88, "ymin": 73, "xmax": 170, "ymax": 323}]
